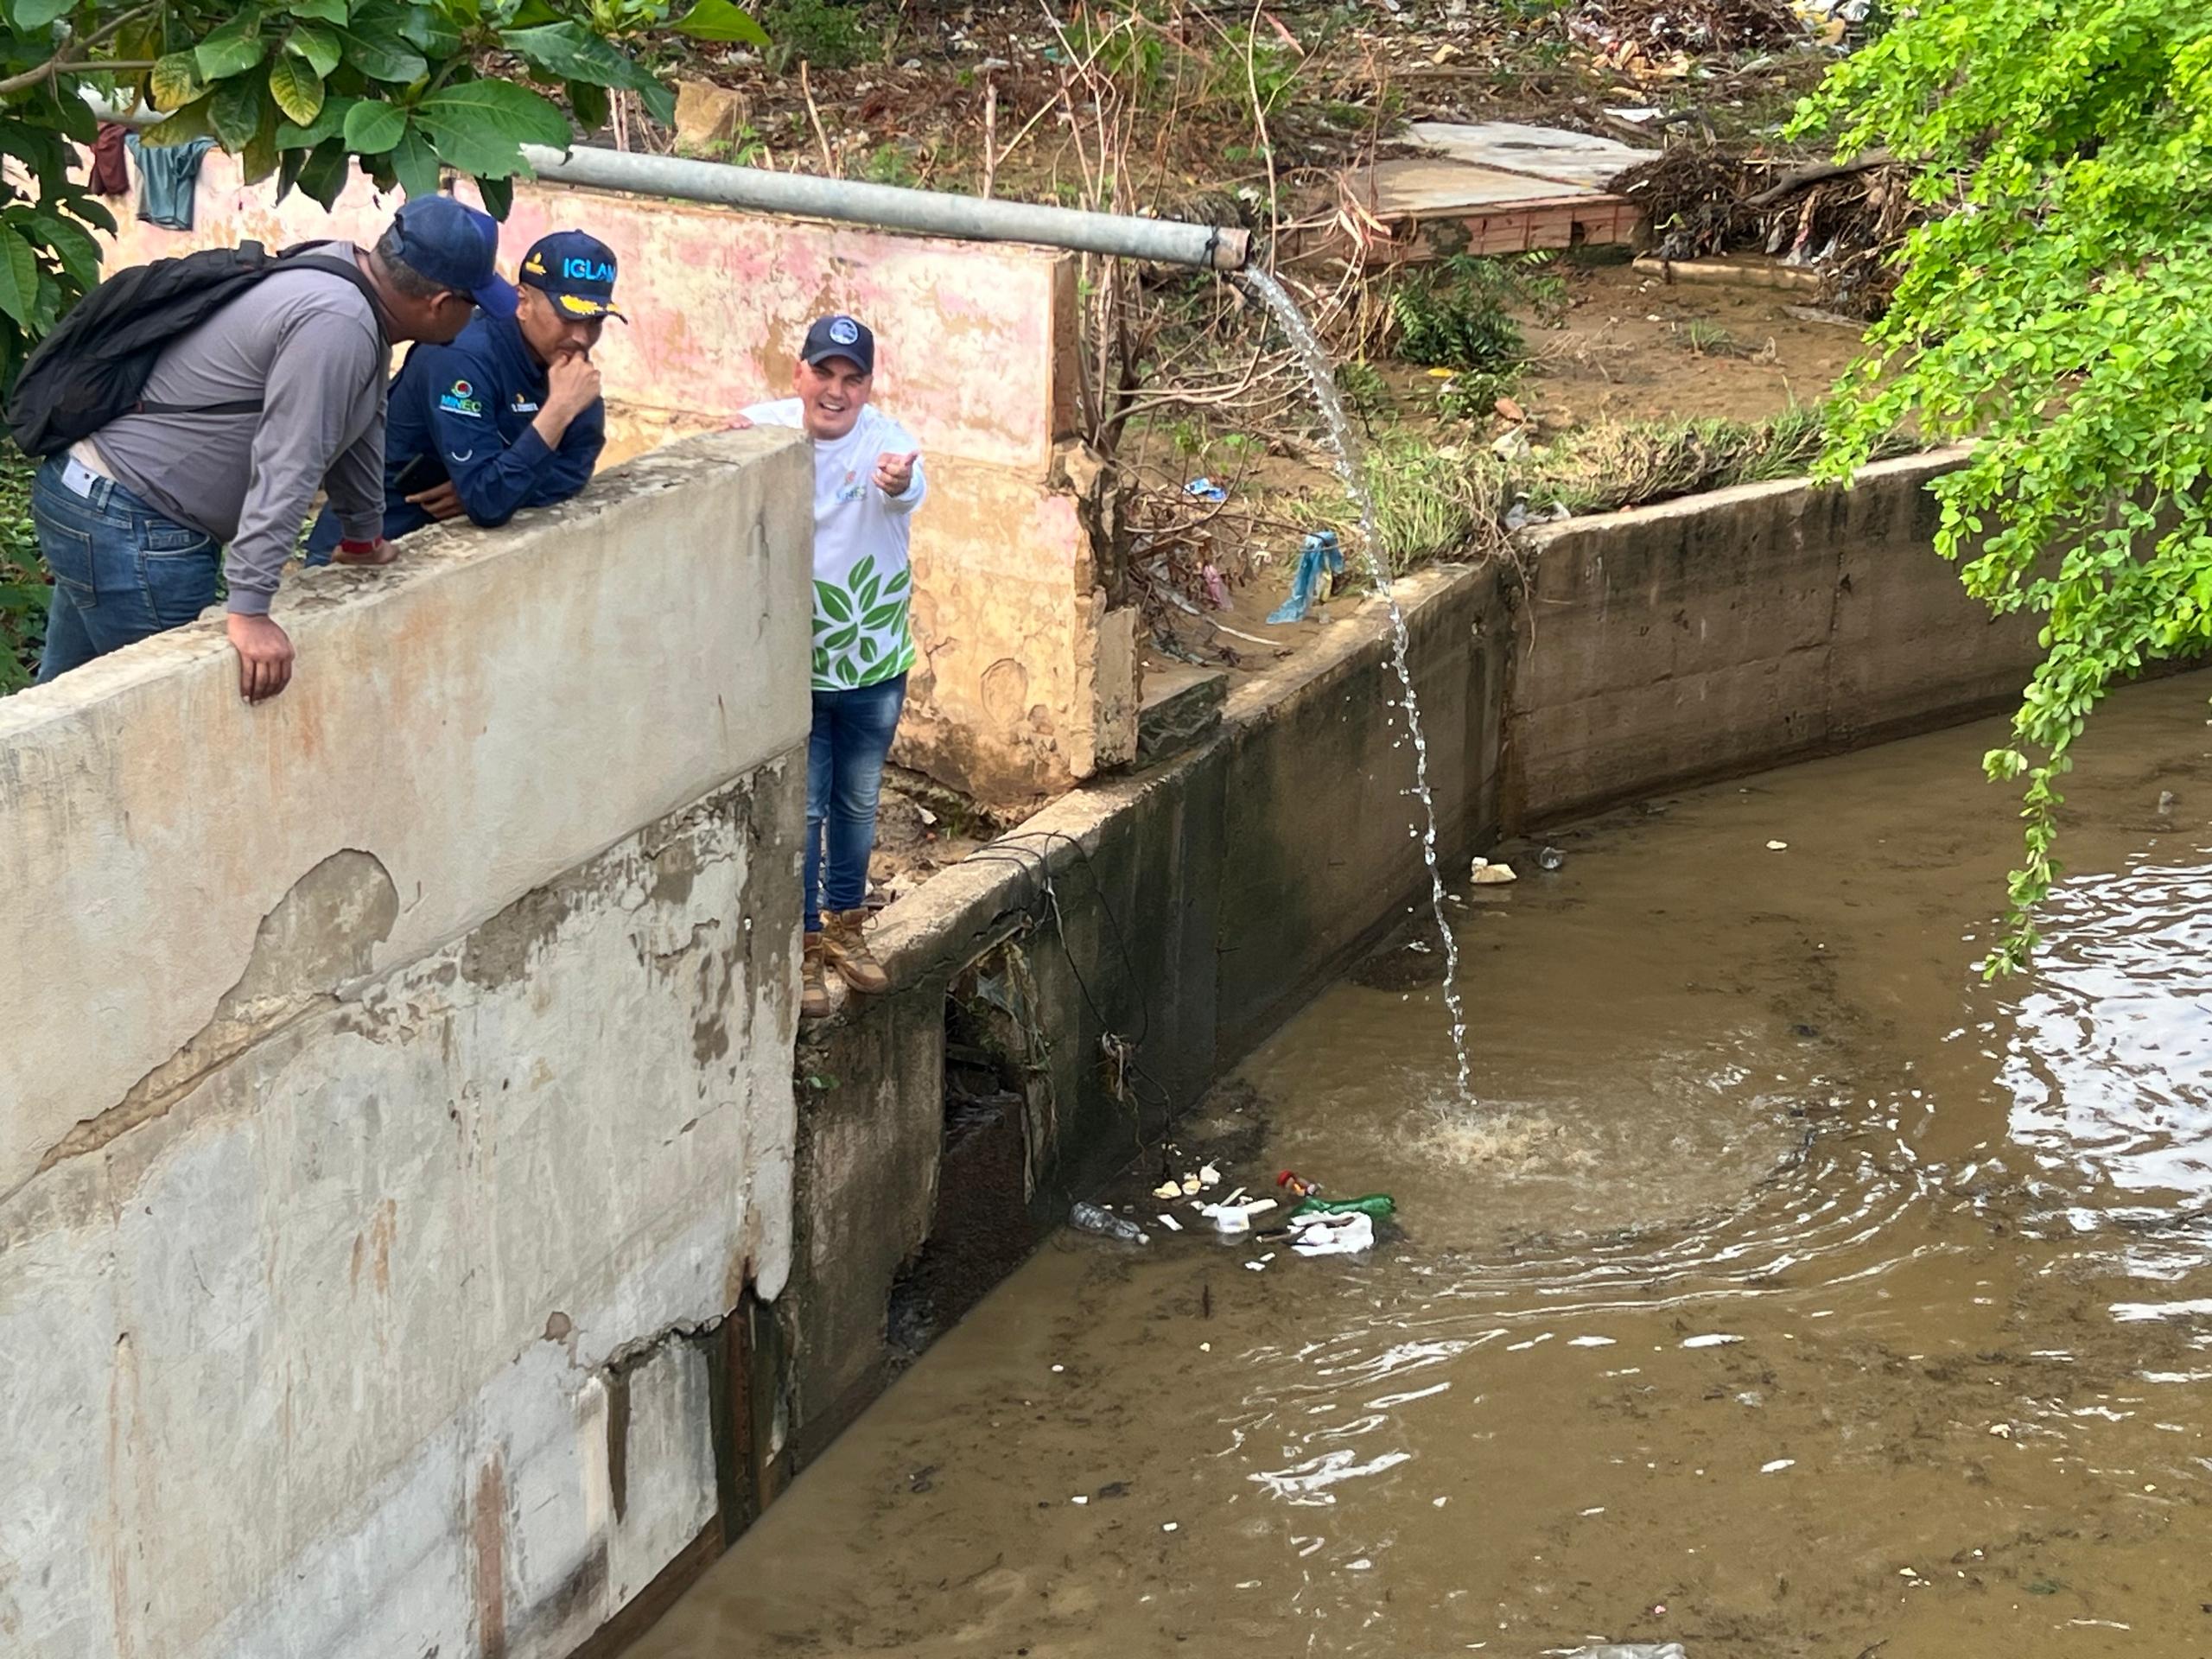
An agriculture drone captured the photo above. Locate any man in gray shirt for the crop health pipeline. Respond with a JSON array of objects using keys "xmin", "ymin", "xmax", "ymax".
[{"xmin": 34, "ymin": 194, "xmax": 505, "ymax": 702}]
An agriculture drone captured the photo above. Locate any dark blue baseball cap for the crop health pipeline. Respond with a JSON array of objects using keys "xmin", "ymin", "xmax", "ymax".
[
  {"xmin": 801, "ymin": 314, "xmax": 874, "ymax": 374},
  {"xmin": 390, "ymin": 194, "xmax": 506, "ymax": 309},
  {"xmin": 519, "ymin": 231, "xmax": 625, "ymax": 321}
]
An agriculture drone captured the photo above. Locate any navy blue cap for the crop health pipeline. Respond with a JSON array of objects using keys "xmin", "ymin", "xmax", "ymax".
[
  {"xmin": 461, "ymin": 202, "xmax": 518, "ymax": 319},
  {"xmin": 801, "ymin": 314, "xmax": 874, "ymax": 374},
  {"xmin": 391, "ymin": 194, "xmax": 505, "ymax": 309},
  {"xmin": 519, "ymin": 231, "xmax": 625, "ymax": 321}
]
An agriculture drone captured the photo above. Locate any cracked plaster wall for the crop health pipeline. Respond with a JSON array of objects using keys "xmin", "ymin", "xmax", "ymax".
[{"xmin": 0, "ymin": 433, "xmax": 812, "ymax": 1658}]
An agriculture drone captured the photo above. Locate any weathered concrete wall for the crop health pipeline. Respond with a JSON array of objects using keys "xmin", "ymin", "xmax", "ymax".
[
  {"xmin": 0, "ymin": 433, "xmax": 813, "ymax": 1659},
  {"xmin": 94, "ymin": 153, "xmax": 1135, "ymax": 810},
  {"xmin": 1502, "ymin": 447, "xmax": 2037, "ymax": 826}
]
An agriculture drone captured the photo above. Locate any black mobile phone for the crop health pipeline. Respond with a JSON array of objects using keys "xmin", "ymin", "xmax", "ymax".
[{"xmin": 394, "ymin": 450, "xmax": 448, "ymax": 497}]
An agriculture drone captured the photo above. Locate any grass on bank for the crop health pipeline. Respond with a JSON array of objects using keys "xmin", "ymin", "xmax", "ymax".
[{"xmin": 1295, "ymin": 404, "xmax": 1923, "ymax": 577}]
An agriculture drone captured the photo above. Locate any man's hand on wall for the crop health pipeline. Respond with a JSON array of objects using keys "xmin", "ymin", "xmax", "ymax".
[
  {"xmin": 874, "ymin": 449, "xmax": 919, "ymax": 497},
  {"xmin": 405, "ymin": 481, "xmax": 466, "ymax": 522},
  {"xmin": 226, "ymin": 613, "xmax": 296, "ymax": 704},
  {"xmin": 721, "ymin": 413, "xmax": 754, "ymax": 431}
]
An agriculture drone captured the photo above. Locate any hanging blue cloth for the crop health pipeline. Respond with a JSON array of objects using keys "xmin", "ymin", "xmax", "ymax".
[
  {"xmin": 125, "ymin": 134, "xmax": 215, "ymax": 231},
  {"xmin": 1267, "ymin": 530, "xmax": 1347, "ymax": 625}
]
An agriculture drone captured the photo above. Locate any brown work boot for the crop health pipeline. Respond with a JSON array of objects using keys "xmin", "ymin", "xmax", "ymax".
[
  {"xmin": 801, "ymin": 931, "xmax": 836, "ymax": 1020},
  {"xmin": 822, "ymin": 908, "xmax": 890, "ymax": 995}
]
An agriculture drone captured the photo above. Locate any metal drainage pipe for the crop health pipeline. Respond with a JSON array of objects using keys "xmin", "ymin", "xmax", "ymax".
[{"xmin": 521, "ymin": 143, "xmax": 1252, "ymax": 272}]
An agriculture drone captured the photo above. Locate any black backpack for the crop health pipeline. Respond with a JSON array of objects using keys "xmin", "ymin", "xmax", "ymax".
[{"xmin": 5, "ymin": 240, "xmax": 387, "ymax": 459}]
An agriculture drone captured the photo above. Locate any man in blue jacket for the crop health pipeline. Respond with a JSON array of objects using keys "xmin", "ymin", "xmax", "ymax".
[{"xmin": 308, "ymin": 230, "xmax": 617, "ymax": 556}]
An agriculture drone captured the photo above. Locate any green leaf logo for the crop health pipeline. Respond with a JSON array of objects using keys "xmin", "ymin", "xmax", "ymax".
[{"xmin": 815, "ymin": 579, "xmax": 854, "ymax": 623}]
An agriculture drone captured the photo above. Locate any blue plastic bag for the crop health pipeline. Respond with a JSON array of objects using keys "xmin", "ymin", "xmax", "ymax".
[{"xmin": 1267, "ymin": 531, "xmax": 1346, "ymax": 625}]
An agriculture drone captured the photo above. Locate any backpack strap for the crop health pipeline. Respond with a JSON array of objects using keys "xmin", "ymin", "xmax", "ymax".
[{"xmin": 133, "ymin": 245, "xmax": 391, "ymax": 421}]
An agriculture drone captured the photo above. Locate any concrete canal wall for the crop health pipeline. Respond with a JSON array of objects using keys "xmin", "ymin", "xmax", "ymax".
[
  {"xmin": 0, "ymin": 438, "xmax": 2067, "ymax": 1657},
  {"xmin": 0, "ymin": 432, "xmax": 812, "ymax": 1659}
]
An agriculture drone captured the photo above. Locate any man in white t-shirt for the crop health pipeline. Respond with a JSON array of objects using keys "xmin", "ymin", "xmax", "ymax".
[{"xmin": 732, "ymin": 314, "xmax": 925, "ymax": 1019}]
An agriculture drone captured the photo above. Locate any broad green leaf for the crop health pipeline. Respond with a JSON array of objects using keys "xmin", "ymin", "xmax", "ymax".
[
  {"xmin": 671, "ymin": 0, "xmax": 768, "ymax": 45},
  {"xmin": 116, "ymin": 14, "xmax": 165, "ymax": 62},
  {"xmin": 196, "ymin": 9, "xmax": 270, "ymax": 80},
  {"xmin": 340, "ymin": 97, "xmax": 406, "ymax": 154},
  {"xmin": 397, "ymin": 3, "xmax": 461, "ymax": 55},
  {"xmin": 65, "ymin": 194, "xmax": 115, "ymax": 235},
  {"xmin": 286, "ymin": 22, "xmax": 343, "ymax": 75},
  {"xmin": 297, "ymin": 137, "xmax": 352, "ymax": 207},
  {"xmin": 815, "ymin": 580, "xmax": 853, "ymax": 623},
  {"xmin": 149, "ymin": 53, "xmax": 206, "ymax": 113},
  {"xmin": 210, "ymin": 74, "xmax": 266, "ymax": 149},
  {"xmin": 860, "ymin": 601, "xmax": 906, "ymax": 632},
  {"xmin": 833, "ymin": 655, "xmax": 860, "ymax": 687},
  {"xmin": 474, "ymin": 173, "xmax": 513, "ymax": 219},
  {"xmin": 268, "ymin": 55, "xmax": 325, "ymax": 124},
  {"xmin": 13, "ymin": 0, "xmax": 76, "ymax": 29},
  {"xmin": 500, "ymin": 22, "xmax": 665, "ymax": 109},
  {"xmin": 0, "ymin": 226, "xmax": 41, "ymax": 328},
  {"xmin": 565, "ymin": 79, "xmax": 609, "ymax": 135},
  {"xmin": 141, "ymin": 97, "xmax": 217, "ymax": 147},
  {"xmin": 413, "ymin": 80, "xmax": 569, "ymax": 175},
  {"xmin": 856, "ymin": 633, "xmax": 877, "ymax": 665},
  {"xmin": 278, "ymin": 92, "xmax": 355, "ymax": 147},
  {"xmin": 26, "ymin": 213, "xmax": 99, "ymax": 287},
  {"xmin": 811, "ymin": 646, "xmax": 830, "ymax": 677},
  {"xmin": 29, "ymin": 77, "xmax": 92, "ymax": 144},
  {"xmin": 336, "ymin": 24, "xmax": 428, "ymax": 82},
  {"xmin": 285, "ymin": 0, "xmax": 351, "ymax": 19},
  {"xmin": 881, "ymin": 567, "xmax": 910, "ymax": 595},
  {"xmin": 242, "ymin": 101, "xmax": 283, "ymax": 182},
  {"xmin": 822, "ymin": 623, "xmax": 858, "ymax": 652},
  {"xmin": 389, "ymin": 124, "xmax": 442, "ymax": 197}
]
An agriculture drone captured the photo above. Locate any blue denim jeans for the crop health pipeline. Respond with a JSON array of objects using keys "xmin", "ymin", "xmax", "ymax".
[
  {"xmin": 32, "ymin": 456, "xmax": 219, "ymax": 683},
  {"xmin": 806, "ymin": 672, "xmax": 906, "ymax": 933}
]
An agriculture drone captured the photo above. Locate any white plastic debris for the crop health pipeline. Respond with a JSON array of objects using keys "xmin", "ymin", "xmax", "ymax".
[
  {"xmin": 1154, "ymin": 1180, "xmax": 1183, "ymax": 1200},
  {"xmin": 1760, "ymin": 1459, "xmax": 1795, "ymax": 1474},
  {"xmin": 1289, "ymin": 1210, "xmax": 1376, "ymax": 1256},
  {"xmin": 1681, "ymin": 1333, "xmax": 1743, "ymax": 1349},
  {"xmin": 1162, "ymin": 1522, "xmax": 1179, "ymax": 1532},
  {"xmin": 1199, "ymin": 1164, "xmax": 1222, "ymax": 1188},
  {"xmin": 1470, "ymin": 863, "xmax": 1518, "ymax": 885},
  {"xmin": 1071, "ymin": 1494, "xmax": 1089, "ymax": 1505},
  {"xmin": 1767, "ymin": 840, "xmax": 1789, "ymax": 851},
  {"xmin": 1156, "ymin": 1213, "xmax": 1183, "ymax": 1233}
]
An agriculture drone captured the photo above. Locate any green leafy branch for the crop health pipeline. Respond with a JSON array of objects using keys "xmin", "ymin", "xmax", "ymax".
[
  {"xmin": 0, "ymin": 0, "xmax": 768, "ymax": 383},
  {"xmin": 1792, "ymin": 0, "xmax": 2212, "ymax": 972}
]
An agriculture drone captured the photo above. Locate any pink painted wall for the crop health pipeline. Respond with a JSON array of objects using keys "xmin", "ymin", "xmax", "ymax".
[{"xmin": 94, "ymin": 152, "xmax": 1134, "ymax": 804}]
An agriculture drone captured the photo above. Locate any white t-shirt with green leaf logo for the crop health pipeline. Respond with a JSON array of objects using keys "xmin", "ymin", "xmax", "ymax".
[{"xmin": 741, "ymin": 398, "xmax": 926, "ymax": 690}]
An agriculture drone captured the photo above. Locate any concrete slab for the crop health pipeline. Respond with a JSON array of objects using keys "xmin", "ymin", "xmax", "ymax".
[
  {"xmin": 1405, "ymin": 120, "xmax": 1655, "ymax": 189},
  {"xmin": 1332, "ymin": 127, "xmax": 1644, "ymax": 261}
]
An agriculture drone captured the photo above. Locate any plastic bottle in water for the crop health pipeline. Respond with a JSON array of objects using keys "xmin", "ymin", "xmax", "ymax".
[{"xmin": 1070, "ymin": 1202, "xmax": 1150, "ymax": 1244}]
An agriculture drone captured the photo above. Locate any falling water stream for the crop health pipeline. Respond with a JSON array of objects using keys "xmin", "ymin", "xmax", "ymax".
[{"xmin": 1236, "ymin": 269, "xmax": 1476, "ymax": 1104}]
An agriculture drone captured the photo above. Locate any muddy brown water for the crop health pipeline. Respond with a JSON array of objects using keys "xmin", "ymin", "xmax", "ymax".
[{"xmin": 638, "ymin": 676, "xmax": 2212, "ymax": 1659}]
